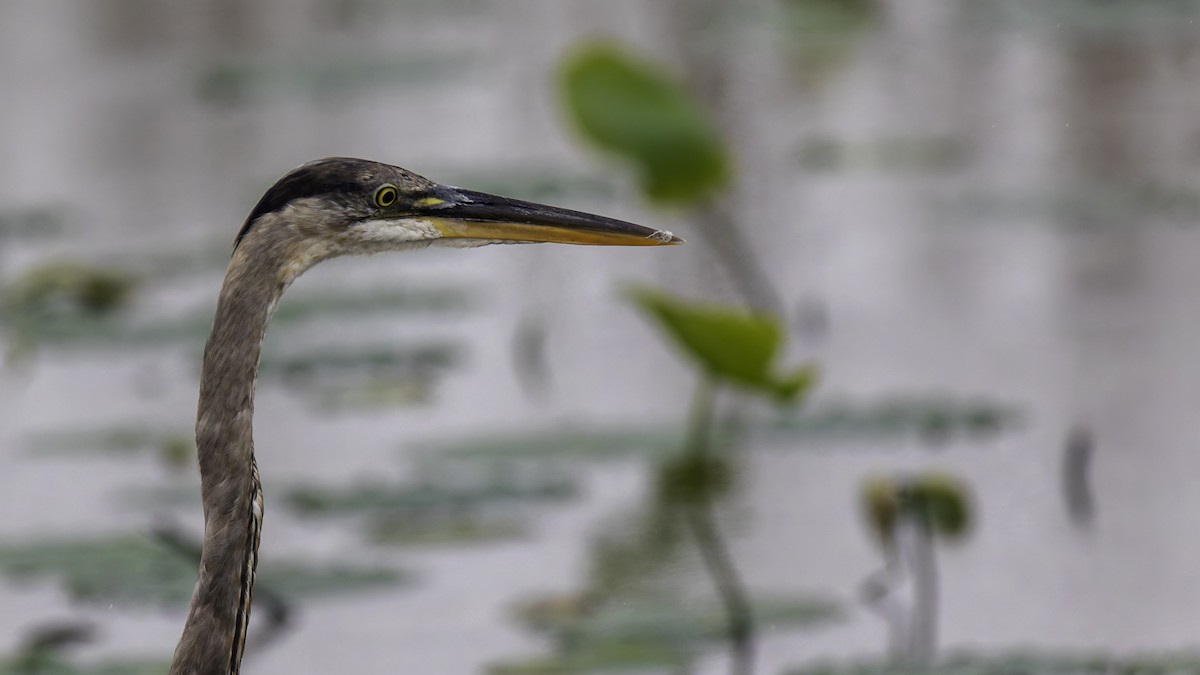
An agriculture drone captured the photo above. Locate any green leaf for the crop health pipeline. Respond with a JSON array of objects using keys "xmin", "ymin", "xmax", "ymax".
[
  {"xmin": 860, "ymin": 476, "xmax": 898, "ymax": 549},
  {"xmin": 627, "ymin": 287, "xmax": 814, "ymax": 402},
  {"xmin": 626, "ymin": 288, "xmax": 778, "ymax": 388},
  {"xmin": 909, "ymin": 473, "xmax": 973, "ymax": 542},
  {"xmin": 860, "ymin": 472, "xmax": 974, "ymax": 548},
  {"xmin": 775, "ymin": 365, "xmax": 820, "ymax": 402},
  {"xmin": 559, "ymin": 42, "xmax": 730, "ymax": 203}
]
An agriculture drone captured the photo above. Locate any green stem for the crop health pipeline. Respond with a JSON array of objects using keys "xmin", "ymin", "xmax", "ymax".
[
  {"xmin": 904, "ymin": 513, "xmax": 938, "ymax": 664},
  {"xmin": 691, "ymin": 200, "xmax": 784, "ymax": 316},
  {"xmin": 684, "ymin": 378, "xmax": 718, "ymax": 455},
  {"xmin": 682, "ymin": 379, "xmax": 755, "ymax": 675}
]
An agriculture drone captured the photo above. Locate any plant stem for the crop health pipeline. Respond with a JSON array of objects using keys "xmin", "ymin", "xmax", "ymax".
[
  {"xmin": 684, "ymin": 378, "xmax": 718, "ymax": 456},
  {"xmin": 895, "ymin": 513, "xmax": 938, "ymax": 664},
  {"xmin": 859, "ymin": 557, "xmax": 909, "ymax": 659},
  {"xmin": 682, "ymin": 380, "xmax": 756, "ymax": 675},
  {"xmin": 691, "ymin": 200, "xmax": 784, "ymax": 316}
]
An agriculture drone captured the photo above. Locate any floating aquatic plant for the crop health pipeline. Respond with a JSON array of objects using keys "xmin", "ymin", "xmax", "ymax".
[
  {"xmin": 515, "ymin": 593, "xmax": 841, "ymax": 646},
  {"xmin": 5, "ymin": 285, "xmax": 471, "ymax": 349},
  {"xmin": 284, "ymin": 469, "xmax": 577, "ymax": 518},
  {"xmin": 3, "ymin": 263, "xmax": 136, "ymax": 320},
  {"xmin": 783, "ymin": 651, "xmax": 1200, "ymax": 675},
  {"xmin": 0, "ymin": 656, "xmax": 170, "ymax": 675},
  {"xmin": 0, "ymin": 534, "xmax": 406, "ymax": 607},
  {"xmin": 367, "ymin": 513, "xmax": 527, "ymax": 547},
  {"xmin": 430, "ymin": 396, "xmax": 1018, "ymax": 462}
]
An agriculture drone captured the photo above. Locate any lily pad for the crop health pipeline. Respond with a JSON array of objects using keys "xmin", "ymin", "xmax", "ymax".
[
  {"xmin": 784, "ymin": 651, "xmax": 1200, "ymax": 675},
  {"xmin": 284, "ymin": 471, "xmax": 578, "ymax": 517},
  {"xmin": 763, "ymin": 393, "xmax": 1017, "ymax": 441},
  {"xmin": 432, "ymin": 398, "xmax": 1019, "ymax": 463},
  {"xmin": 261, "ymin": 343, "xmax": 459, "ymax": 383},
  {"xmin": 433, "ymin": 427, "xmax": 687, "ymax": 462},
  {"xmin": 489, "ymin": 641, "xmax": 690, "ymax": 674},
  {"xmin": 515, "ymin": 593, "xmax": 842, "ymax": 650},
  {"xmin": 367, "ymin": 513, "xmax": 528, "ymax": 547},
  {"xmin": 0, "ymin": 534, "xmax": 405, "ymax": 606},
  {"xmin": 0, "ymin": 656, "xmax": 169, "ymax": 675},
  {"xmin": 260, "ymin": 342, "xmax": 461, "ymax": 409},
  {"xmin": 26, "ymin": 426, "xmax": 191, "ymax": 460},
  {"xmin": 979, "ymin": 0, "xmax": 1200, "ymax": 35},
  {"xmin": 300, "ymin": 378, "xmax": 440, "ymax": 411},
  {"xmin": 497, "ymin": 592, "xmax": 836, "ymax": 674},
  {"xmin": 6, "ymin": 286, "xmax": 470, "ymax": 349},
  {"xmin": 761, "ymin": 397, "xmax": 1019, "ymax": 443}
]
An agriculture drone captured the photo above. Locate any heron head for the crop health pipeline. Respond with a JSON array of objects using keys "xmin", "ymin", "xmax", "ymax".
[{"xmin": 236, "ymin": 158, "xmax": 682, "ymax": 263}]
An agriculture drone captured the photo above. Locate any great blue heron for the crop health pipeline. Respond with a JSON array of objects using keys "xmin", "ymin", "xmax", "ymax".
[{"xmin": 168, "ymin": 158, "xmax": 681, "ymax": 675}]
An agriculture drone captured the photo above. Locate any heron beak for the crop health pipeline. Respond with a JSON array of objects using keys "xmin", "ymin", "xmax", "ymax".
[{"xmin": 417, "ymin": 187, "xmax": 683, "ymax": 246}]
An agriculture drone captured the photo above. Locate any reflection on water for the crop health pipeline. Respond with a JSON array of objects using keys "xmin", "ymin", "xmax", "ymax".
[{"xmin": 4, "ymin": 1, "xmax": 1200, "ymax": 673}]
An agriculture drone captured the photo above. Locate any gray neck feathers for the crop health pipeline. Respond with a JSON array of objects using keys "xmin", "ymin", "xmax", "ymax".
[{"xmin": 170, "ymin": 218, "xmax": 311, "ymax": 675}]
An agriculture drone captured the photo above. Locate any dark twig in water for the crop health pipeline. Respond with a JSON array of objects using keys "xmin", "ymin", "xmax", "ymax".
[{"xmin": 1062, "ymin": 425, "xmax": 1095, "ymax": 528}]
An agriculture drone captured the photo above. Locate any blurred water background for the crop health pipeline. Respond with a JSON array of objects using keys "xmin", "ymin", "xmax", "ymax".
[{"xmin": 3, "ymin": 1, "xmax": 1200, "ymax": 673}]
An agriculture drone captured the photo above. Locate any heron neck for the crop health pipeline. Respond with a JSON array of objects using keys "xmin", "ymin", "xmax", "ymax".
[{"xmin": 171, "ymin": 225, "xmax": 301, "ymax": 675}]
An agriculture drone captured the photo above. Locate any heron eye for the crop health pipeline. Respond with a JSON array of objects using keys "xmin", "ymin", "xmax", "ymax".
[{"xmin": 374, "ymin": 185, "xmax": 399, "ymax": 208}]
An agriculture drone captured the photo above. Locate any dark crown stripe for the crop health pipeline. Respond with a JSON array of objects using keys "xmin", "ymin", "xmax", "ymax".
[{"xmin": 233, "ymin": 158, "xmax": 373, "ymax": 250}]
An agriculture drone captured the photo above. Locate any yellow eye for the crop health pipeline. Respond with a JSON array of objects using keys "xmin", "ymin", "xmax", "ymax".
[{"xmin": 374, "ymin": 185, "xmax": 398, "ymax": 208}]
